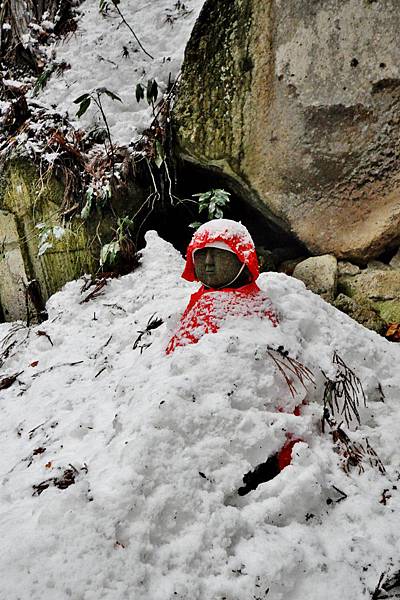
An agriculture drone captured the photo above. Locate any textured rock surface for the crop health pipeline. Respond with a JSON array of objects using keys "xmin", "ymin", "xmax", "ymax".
[
  {"xmin": 367, "ymin": 260, "xmax": 392, "ymax": 271},
  {"xmin": 175, "ymin": 0, "xmax": 400, "ymax": 260},
  {"xmin": 390, "ymin": 248, "xmax": 400, "ymax": 269},
  {"xmin": 0, "ymin": 159, "xmax": 95, "ymax": 321},
  {"xmin": 333, "ymin": 293, "xmax": 386, "ymax": 334},
  {"xmin": 293, "ymin": 255, "xmax": 337, "ymax": 302},
  {"xmin": 338, "ymin": 261, "xmax": 360, "ymax": 277},
  {"xmin": 339, "ymin": 269, "xmax": 400, "ymax": 322},
  {"xmin": 0, "ymin": 210, "xmax": 32, "ymax": 321}
]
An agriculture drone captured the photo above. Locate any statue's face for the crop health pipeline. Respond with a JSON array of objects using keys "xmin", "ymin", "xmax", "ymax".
[{"xmin": 193, "ymin": 247, "xmax": 244, "ymax": 288}]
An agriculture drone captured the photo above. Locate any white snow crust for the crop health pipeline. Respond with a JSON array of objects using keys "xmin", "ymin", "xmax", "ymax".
[
  {"xmin": 196, "ymin": 219, "xmax": 252, "ymax": 238},
  {"xmin": 36, "ymin": 0, "xmax": 204, "ymax": 146},
  {"xmin": 0, "ymin": 231, "xmax": 400, "ymax": 599}
]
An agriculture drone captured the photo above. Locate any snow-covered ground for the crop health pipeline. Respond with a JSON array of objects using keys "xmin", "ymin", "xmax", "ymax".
[
  {"xmin": 36, "ymin": 0, "xmax": 204, "ymax": 145},
  {"xmin": 0, "ymin": 231, "xmax": 399, "ymax": 599}
]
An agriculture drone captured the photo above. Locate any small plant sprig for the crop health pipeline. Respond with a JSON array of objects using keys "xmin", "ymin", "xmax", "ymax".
[
  {"xmin": 99, "ymin": 216, "xmax": 137, "ymax": 272},
  {"xmin": 322, "ymin": 352, "xmax": 367, "ymax": 428},
  {"xmin": 165, "ymin": 1, "xmax": 193, "ymax": 25},
  {"xmin": 329, "ymin": 426, "xmax": 386, "ymax": 475},
  {"xmin": 190, "ymin": 189, "xmax": 231, "ymax": 229},
  {"xmin": 33, "ymin": 61, "xmax": 70, "ymax": 96},
  {"xmin": 266, "ymin": 345, "xmax": 315, "ymax": 398},
  {"xmin": 74, "ymin": 87, "xmax": 122, "ymax": 170},
  {"xmin": 135, "ymin": 79, "xmax": 159, "ymax": 112},
  {"xmin": 133, "ymin": 313, "xmax": 164, "ymax": 352},
  {"xmin": 99, "ymin": 0, "xmax": 153, "ymax": 59},
  {"xmin": 36, "ymin": 223, "xmax": 67, "ymax": 257}
]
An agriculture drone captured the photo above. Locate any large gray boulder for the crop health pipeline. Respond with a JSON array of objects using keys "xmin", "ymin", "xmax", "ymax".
[
  {"xmin": 174, "ymin": 0, "xmax": 400, "ymax": 260},
  {"xmin": 293, "ymin": 255, "xmax": 338, "ymax": 302}
]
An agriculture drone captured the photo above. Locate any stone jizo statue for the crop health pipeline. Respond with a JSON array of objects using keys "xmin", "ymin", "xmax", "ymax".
[
  {"xmin": 166, "ymin": 218, "xmax": 302, "ymax": 490},
  {"xmin": 166, "ymin": 218, "xmax": 277, "ymax": 352}
]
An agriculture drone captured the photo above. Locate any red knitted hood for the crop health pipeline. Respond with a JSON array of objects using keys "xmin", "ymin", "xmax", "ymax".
[{"xmin": 181, "ymin": 219, "xmax": 260, "ymax": 283}]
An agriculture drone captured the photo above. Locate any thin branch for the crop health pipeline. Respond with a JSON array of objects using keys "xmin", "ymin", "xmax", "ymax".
[
  {"xmin": 114, "ymin": 4, "xmax": 153, "ymax": 59},
  {"xmin": 32, "ymin": 361, "xmax": 83, "ymax": 379}
]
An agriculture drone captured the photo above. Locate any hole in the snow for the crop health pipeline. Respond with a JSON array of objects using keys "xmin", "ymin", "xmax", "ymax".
[{"xmin": 238, "ymin": 454, "xmax": 280, "ymax": 496}]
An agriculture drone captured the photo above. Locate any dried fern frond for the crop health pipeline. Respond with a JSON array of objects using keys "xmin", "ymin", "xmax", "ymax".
[
  {"xmin": 330, "ymin": 427, "xmax": 386, "ymax": 476},
  {"xmin": 322, "ymin": 351, "xmax": 366, "ymax": 428},
  {"xmin": 266, "ymin": 345, "xmax": 315, "ymax": 398}
]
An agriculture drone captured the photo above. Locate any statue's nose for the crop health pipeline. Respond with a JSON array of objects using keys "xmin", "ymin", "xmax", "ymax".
[{"xmin": 205, "ymin": 249, "xmax": 215, "ymax": 267}]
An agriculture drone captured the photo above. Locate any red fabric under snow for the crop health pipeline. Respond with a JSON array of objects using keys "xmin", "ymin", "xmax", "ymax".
[{"xmin": 166, "ymin": 282, "xmax": 278, "ymax": 354}]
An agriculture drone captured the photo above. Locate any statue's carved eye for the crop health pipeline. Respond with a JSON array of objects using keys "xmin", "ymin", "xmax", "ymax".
[{"xmin": 194, "ymin": 248, "xmax": 207, "ymax": 260}]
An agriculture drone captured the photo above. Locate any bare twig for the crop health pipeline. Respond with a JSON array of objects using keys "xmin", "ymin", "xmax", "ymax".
[
  {"xmin": 365, "ymin": 438, "xmax": 386, "ymax": 474},
  {"xmin": 331, "ymin": 485, "xmax": 348, "ymax": 502},
  {"xmin": 80, "ymin": 278, "xmax": 108, "ymax": 304},
  {"xmin": 0, "ymin": 324, "xmax": 29, "ymax": 367},
  {"xmin": 36, "ymin": 330, "xmax": 53, "ymax": 346},
  {"xmin": 95, "ymin": 366, "xmax": 107, "ymax": 378},
  {"xmin": 133, "ymin": 313, "xmax": 163, "ymax": 350},
  {"xmin": 0, "ymin": 371, "xmax": 23, "ymax": 390},
  {"xmin": 32, "ymin": 361, "xmax": 83, "ymax": 379},
  {"xmin": 331, "ymin": 426, "xmax": 366, "ymax": 474},
  {"xmin": 114, "ymin": 4, "xmax": 153, "ymax": 59},
  {"xmin": 93, "ymin": 91, "xmax": 116, "ymax": 174}
]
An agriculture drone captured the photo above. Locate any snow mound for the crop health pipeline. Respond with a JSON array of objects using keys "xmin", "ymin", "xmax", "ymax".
[{"xmin": 0, "ymin": 231, "xmax": 400, "ymax": 600}]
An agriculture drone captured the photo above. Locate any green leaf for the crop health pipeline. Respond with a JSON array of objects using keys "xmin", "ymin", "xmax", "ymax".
[
  {"xmin": 99, "ymin": 0, "xmax": 108, "ymax": 13},
  {"xmin": 136, "ymin": 83, "xmax": 145, "ymax": 103},
  {"xmin": 80, "ymin": 189, "xmax": 93, "ymax": 220},
  {"xmin": 208, "ymin": 200, "xmax": 216, "ymax": 218},
  {"xmin": 154, "ymin": 140, "xmax": 165, "ymax": 169},
  {"xmin": 76, "ymin": 97, "xmax": 91, "ymax": 118},
  {"xmin": 103, "ymin": 89, "xmax": 122, "ymax": 102},
  {"xmin": 73, "ymin": 93, "xmax": 90, "ymax": 104},
  {"xmin": 189, "ymin": 221, "xmax": 202, "ymax": 230},
  {"xmin": 192, "ymin": 191, "xmax": 212, "ymax": 200},
  {"xmin": 146, "ymin": 79, "xmax": 158, "ymax": 105},
  {"xmin": 98, "ymin": 184, "xmax": 111, "ymax": 208},
  {"xmin": 100, "ymin": 241, "xmax": 120, "ymax": 267}
]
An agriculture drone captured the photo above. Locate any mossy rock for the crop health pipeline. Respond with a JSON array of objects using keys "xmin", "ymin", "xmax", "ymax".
[
  {"xmin": 174, "ymin": 0, "xmax": 400, "ymax": 260},
  {"xmin": 0, "ymin": 157, "xmax": 96, "ymax": 321},
  {"xmin": 338, "ymin": 269, "xmax": 400, "ymax": 323},
  {"xmin": 333, "ymin": 293, "xmax": 386, "ymax": 334},
  {"xmin": 372, "ymin": 300, "xmax": 400, "ymax": 324}
]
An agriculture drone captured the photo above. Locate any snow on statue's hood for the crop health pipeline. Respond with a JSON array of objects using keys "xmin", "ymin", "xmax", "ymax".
[{"xmin": 182, "ymin": 219, "xmax": 260, "ymax": 282}]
